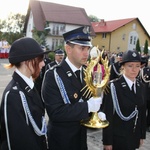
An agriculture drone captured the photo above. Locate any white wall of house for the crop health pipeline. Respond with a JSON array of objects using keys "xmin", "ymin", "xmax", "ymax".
[
  {"xmin": 45, "ymin": 23, "xmax": 81, "ymax": 50},
  {"xmin": 25, "ymin": 14, "xmax": 82, "ymax": 50},
  {"xmin": 26, "ymin": 11, "xmax": 34, "ymax": 38}
]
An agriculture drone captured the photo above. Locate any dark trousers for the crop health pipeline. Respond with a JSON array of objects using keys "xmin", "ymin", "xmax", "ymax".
[
  {"xmin": 103, "ymin": 135, "xmax": 137, "ymax": 150},
  {"xmin": 147, "ymin": 100, "xmax": 150, "ymax": 126}
]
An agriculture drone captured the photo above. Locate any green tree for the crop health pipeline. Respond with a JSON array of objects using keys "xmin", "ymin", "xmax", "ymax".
[
  {"xmin": 0, "ymin": 13, "xmax": 25, "ymax": 44},
  {"xmin": 32, "ymin": 27, "xmax": 49, "ymax": 50},
  {"xmin": 89, "ymin": 15, "xmax": 100, "ymax": 22},
  {"xmin": 48, "ymin": 52, "xmax": 55, "ymax": 61},
  {"xmin": 143, "ymin": 39, "xmax": 148, "ymax": 54},
  {"xmin": 136, "ymin": 38, "xmax": 141, "ymax": 53}
]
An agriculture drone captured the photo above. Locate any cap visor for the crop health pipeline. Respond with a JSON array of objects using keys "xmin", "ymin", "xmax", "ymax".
[{"xmin": 69, "ymin": 41, "xmax": 92, "ymax": 47}]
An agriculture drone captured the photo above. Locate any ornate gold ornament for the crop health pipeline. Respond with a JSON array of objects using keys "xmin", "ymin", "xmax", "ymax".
[{"xmin": 81, "ymin": 46, "xmax": 110, "ymax": 128}]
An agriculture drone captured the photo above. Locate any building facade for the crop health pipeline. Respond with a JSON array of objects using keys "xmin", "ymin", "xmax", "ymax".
[
  {"xmin": 24, "ymin": 0, "xmax": 94, "ymax": 50},
  {"xmin": 91, "ymin": 18, "xmax": 150, "ymax": 53}
]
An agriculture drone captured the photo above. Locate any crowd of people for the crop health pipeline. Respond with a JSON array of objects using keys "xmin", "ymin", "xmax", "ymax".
[{"xmin": 0, "ymin": 26, "xmax": 150, "ymax": 150}]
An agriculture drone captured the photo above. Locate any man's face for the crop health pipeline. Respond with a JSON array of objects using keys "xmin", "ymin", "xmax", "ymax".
[
  {"xmin": 117, "ymin": 56, "xmax": 122, "ymax": 62},
  {"xmin": 55, "ymin": 54, "xmax": 64, "ymax": 63},
  {"xmin": 66, "ymin": 44, "xmax": 90, "ymax": 68}
]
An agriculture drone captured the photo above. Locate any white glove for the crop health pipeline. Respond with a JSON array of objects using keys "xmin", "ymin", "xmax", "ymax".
[
  {"xmin": 98, "ymin": 112, "xmax": 106, "ymax": 121},
  {"xmin": 87, "ymin": 97, "xmax": 102, "ymax": 113}
]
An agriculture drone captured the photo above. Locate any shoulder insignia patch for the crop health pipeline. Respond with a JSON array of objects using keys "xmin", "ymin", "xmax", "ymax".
[{"xmin": 12, "ymin": 86, "xmax": 18, "ymax": 90}]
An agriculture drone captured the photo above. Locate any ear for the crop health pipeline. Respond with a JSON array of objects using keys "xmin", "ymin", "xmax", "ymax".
[{"xmin": 65, "ymin": 44, "xmax": 72, "ymax": 54}]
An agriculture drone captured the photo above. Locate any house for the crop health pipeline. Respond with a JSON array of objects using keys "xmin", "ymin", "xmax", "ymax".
[
  {"xmin": 23, "ymin": 0, "xmax": 94, "ymax": 50},
  {"xmin": 91, "ymin": 18, "xmax": 150, "ymax": 54}
]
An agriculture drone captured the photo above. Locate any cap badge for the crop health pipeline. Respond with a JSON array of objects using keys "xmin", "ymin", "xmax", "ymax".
[
  {"xmin": 74, "ymin": 93, "xmax": 78, "ymax": 99},
  {"xmin": 83, "ymin": 26, "xmax": 89, "ymax": 34},
  {"xmin": 132, "ymin": 52, "xmax": 137, "ymax": 57}
]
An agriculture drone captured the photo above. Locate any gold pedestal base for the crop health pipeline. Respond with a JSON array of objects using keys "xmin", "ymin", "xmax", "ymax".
[{"xmin": 81, "ymin": 112, "xmax": 109, "ymax": 128}]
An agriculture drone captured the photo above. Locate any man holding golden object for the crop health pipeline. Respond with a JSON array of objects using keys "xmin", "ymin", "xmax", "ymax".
[
  {"xmin": 42, "ymin": 27, "xmax": 104, "ymax": 150},
  {"xmin": 81, "ymin": 46, "xmax": 110, "ymax": 128}
]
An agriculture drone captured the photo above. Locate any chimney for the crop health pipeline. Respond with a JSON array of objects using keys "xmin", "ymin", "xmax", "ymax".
[{"xmin": 99, "ymin": 19, "xmax": 106, "ymax": 26}]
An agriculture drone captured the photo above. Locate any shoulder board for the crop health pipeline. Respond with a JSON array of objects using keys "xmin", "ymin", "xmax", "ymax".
[
  {"xmin": 110, "ymin": 78, "xmax": 119, "ymax": 83},
  {"xmin": 143, "ymin": 67, "xmax": 150, "ymax": 72},
  {"xmin": 140, "ymin": 66, "xmax": 150, "ymax": 83},
  {"xmin": 48, "ymin": 64, "xmax": 59, "ymax": 70}
]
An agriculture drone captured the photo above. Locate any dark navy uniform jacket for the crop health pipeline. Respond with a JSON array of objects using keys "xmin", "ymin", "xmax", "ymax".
[
  {"xmin": 0, "ymin": 72, "xmax": 47, "ymax": 150},
  {"xmin": 140, "ymin": 66, "xmax": 150, "ymax": 127},
  {"xmin": 140, "ymin": 66, "xmax": 150, "ymax": 92},
  {"xmin": 102, "ymin": 76, "xmax": 146, "ymax": 150},
  {"xmin": 109, "ymin": 61, "xmax": 121, "ymax": 80},
  {"xmin": 42, "ymin": 59, "xmax": 89, "ymax": 150},
  {"xmin": 46, "ymin": 61, "xmax": 57, "ymax": 70}
]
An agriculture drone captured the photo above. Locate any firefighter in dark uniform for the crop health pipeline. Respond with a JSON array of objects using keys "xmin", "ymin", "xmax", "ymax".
[
  {"xmin": 140, "ymin": 57, "xmax": 150, "ymax": 132},
  {"xmin": 41, "ymin": 26, "xmax": 103, "ymax": 150},
  {"xmin": 35, "ymin": 45, "xmax": 51, "ymax": 96},
  {"xmin": 102, "ymin": 50, "xmax": 147, "ymax": 150},
  {"xmin": 109, "ymin": 52, "xmax": 123, "ymax": 80},
  {"xmin": 45, "ymin": 49, "xmax": 65, "ymax": 71},
  {"xmin": 0, "ymin": 37, "xmax": 50, "ymax": 150}
]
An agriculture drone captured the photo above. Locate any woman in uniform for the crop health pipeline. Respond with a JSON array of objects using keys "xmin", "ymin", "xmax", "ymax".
[
  {"xmin": 0, "ymin": 37, "xmax": 50, "ymax": 150},
  {"xmin": 102, "ymin": 50, "xmax": 147, "ymax": 150}
]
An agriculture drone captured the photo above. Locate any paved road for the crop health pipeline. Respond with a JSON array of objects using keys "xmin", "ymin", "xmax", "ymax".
[{"xmin": 0, "ymin": 58, "xmax": 150, "ymax": 150}]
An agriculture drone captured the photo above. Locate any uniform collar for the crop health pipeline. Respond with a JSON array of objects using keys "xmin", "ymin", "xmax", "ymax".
[
  {"xmin": 123, "ymin": 74, "xmax": 135, "ymax": 90},
  {"xmin": 65, "ymin": 57, "xmax": 82, "ymax": 72},
  {"xmin": 15, "ymin": 69, "xmax": 34, "ymax": 89}
]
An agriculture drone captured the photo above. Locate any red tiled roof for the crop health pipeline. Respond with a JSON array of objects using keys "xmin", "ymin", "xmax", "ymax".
[{"xmin": 92, "ymin": 18, "xmax": 137, "ymax": 33}]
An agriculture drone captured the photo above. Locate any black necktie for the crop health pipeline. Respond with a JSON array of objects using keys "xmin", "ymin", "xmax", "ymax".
[
  {"xmin": 131, "ymin": 84, "xmax": 135, "ymax": 94},
  {"xmin": 75, "ymin": 70, "xmax": 81, "ymax": 84}
]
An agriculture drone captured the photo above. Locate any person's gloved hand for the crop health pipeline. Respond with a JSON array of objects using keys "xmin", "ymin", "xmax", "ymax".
[
  {"xmin": 87, "ymin": 97, "xmax": 102, "ymax": 113},
  {"xmin": 98, "ymin": 112, "xmax": 106, "ymax": 121}
]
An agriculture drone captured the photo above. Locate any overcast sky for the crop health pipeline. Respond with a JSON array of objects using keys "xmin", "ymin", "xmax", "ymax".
[{"xmin": 0, "ymin": 0, "xmax": 149, "ymax": 35}]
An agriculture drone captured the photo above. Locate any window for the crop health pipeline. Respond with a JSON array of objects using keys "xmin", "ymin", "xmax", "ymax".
[
  {"xmin": 56, "ymin": 25, "xmax": 59, "ymax": 35},
  {"xmin": 129, "ymin": 36, "xmax": 137, "ymax": 45},
  {"xmin": 132, "ymin": 23, "xmax": 136, "ymax": 30},
  {"xmin": 52, "ymin": 26, "xmax": 55, "ymax": 35},
  {"xmin": 133, "ymin": 36, "xmax": 136, "ymax": 45},
  {"xmin": 122, "ymin": 34, "xmax": 126, "ymax": 40},
  {"xmin": 130, "ymin": 36, "xmax": 133, "ymax": 44},
  {"xmin": 60, "ymin": 39, "xmax": 64, "ymax": 45},
  {"xmin": 51, "ymin": 24, "xmax": 66, "ymax": 35},
  {"xmin": 60, "ymin": 24, "xmax": 65, "ymax": 32},
  {"xmin": 56, "ymin": 39, "xmax": 58, "ymax": 47},
  {"xmin": 117, "ymin": 47, "xmax": 120, "ymax": 51},
  {"xmin": 52, "ymin": 39, "xmax": 64, "ymax": 50},
  {"xmin": 102, "ymin": 46, "xmax": 105, "ymax": 49},
  {"xmin": 52, "ymin": 39, "xmax": 55, "ymax": 50},
  {"xmin": 102, "ymin": 33, "xmax": 106, "ymax": 39}
]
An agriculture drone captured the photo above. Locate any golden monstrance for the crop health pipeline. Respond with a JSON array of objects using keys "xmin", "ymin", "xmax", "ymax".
[{"xmin": 81, "ymin": 46, "xmax": 110, "ymax": 128}]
